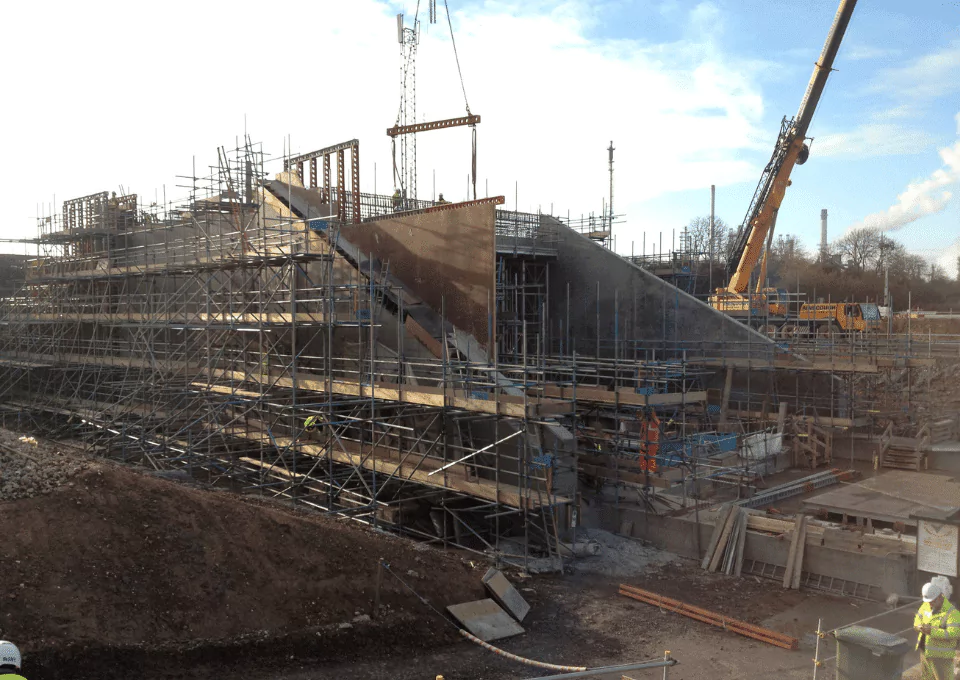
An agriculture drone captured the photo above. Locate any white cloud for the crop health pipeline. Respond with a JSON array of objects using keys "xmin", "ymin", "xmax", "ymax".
[
  {"xmin": 845, "ymin": 44, "xmax": 899, "ymax": 61},
  {"xmin": 0, "ymin": 0, "xmax": 767, "ymax": 247},
  {"xmin": 870, "ymin": 40, "xmax": 960, "ymax": 101},
  {"xmin": 815, "ymin": 123, "xmax": 933, "ymax": 158},
  {"xmin": 846, "ymin": 116, "xmax": 960, "ymax": 234}
]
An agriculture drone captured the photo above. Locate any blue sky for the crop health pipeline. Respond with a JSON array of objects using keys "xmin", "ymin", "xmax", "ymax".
[
  {"xmin": 573, "ymin": 0, "xmax": 960, "ymax": 266},
  {"xmin": 1, "ymin": 0, "xmax": 957, "ymax": 271}
]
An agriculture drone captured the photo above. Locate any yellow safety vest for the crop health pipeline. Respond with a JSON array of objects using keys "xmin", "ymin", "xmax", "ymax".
[
  {"xmin": 915, "ymin": 600, "xmax": 960, "ymax": 659},
  {"xmin": 0, "ymin": 674, "xmax": 27, "ymax": 679}
]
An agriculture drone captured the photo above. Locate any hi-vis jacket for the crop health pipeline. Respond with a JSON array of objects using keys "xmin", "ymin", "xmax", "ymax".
[{"xmin": 915, "ymin": 600, "xmax": 960, "ymax": 659}]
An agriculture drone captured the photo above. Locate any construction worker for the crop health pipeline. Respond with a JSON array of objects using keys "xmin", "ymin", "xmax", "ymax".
[
  {"xmin": 436, "ymin": 193, "xmax": 449, "ymax": 204},
  {"xmin": 392, "ymin": 188, "xmax": 402, "ymax": 212},
  {"xmin": 914, "ymin": 578, "xmax": 960, "ymax": 680},
  {"xmin": 0, "ymin": 640, "xmax": 26, "ymax": 680},
  {"xmin": 304, "ymin": 414, "xmax": 325, "ymax": 433}
]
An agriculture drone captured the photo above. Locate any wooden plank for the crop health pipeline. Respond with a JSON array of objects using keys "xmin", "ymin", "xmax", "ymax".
[
  {"xmin": 685, "ymin": 356, "xmax": 936, "ymax": 372},
  {"xmin": 776, "ymin": 402, "xmax": 788, "ymax": 434},
  {"xmin": 540, "ymin": 385, "xmax": 706, "ymax": 406},
  {"xmin": 4, "ymin": 351, "xmax": 573, "ymax": 418},
  {"xmin": 618, "ymin": 585, "xmax": 799, "ymax": 650},
  {"xmin": 718, "ymin": 368, "xmax": 734, "ymax": 425},
  {"xmin": 225, "ymin": 426, "xmax": 570, "ymax": 509},
  {"xmin": 734, "ymin": 510, "xmax": 749, "ymax": 578},
  {"xmin": 790, "ymin": 516, "xmax": 808, "ymax": 590},
  {"xmin": 577, "ymin": 457, "xmax": 673, "ymax": 489},
  {"xmin": 702, "ymin": 504, "xmax": 733, "ymax": 570},
  {"xmin": 709, "ymin": 506, "xmax": 740, "ymax": 572},
  {"xmin": 782, "ymin": 515, "xmax": 804, "ymax": 588}
]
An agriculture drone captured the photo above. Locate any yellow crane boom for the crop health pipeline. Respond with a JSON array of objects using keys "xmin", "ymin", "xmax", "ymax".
[{"xmin": 719, "ymin": 0, "xmax": 858, "ymax": 300}]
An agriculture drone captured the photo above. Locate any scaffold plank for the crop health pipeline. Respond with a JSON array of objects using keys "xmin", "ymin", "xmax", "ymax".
[
  {"xmin": 541, "ymin": 385, "xmax": 705, "ymax": 406},
  {"xmin": 223, "ymin": 427, "xmax": 569, "ymax": 509}
]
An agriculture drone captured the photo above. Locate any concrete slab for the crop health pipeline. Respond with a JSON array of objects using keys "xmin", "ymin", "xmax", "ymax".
[
  {"xmin": 802, "ymin": 471, "xmax": 960, "ymax": 525},
  {"xmin": 447, "ymin": 598, "xmax": 525, "ymax": 641},
  {"xmin": 930, "ymin": 440, "xmax": 960, "ymax": 454},
  {"xmin": 481, "ymin": 568, "xmax": 530, "ymax": 622}
]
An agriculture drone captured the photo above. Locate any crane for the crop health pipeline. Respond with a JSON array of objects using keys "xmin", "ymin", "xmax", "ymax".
[{"xmin": 709, "ymin": 0, "xmax": 858, "ymax": 324}]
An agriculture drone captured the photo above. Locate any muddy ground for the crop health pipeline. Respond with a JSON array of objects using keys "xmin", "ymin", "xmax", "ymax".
[
  {"xmin": 1, "ymin": 458, "xmax": 485, "ymax": 679},
  {"xmin": 0, "ymin": 433, "xmax": 922, "ymax": 680}
]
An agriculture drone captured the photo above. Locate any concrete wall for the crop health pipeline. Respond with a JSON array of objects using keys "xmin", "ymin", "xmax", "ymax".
[
  {"xmin": 342, "ymin": 204, "xmax": 496, "ymax": 345},
  {"xmin": 618, "ymin": 508, "xmax": 917, "ymax": 596},
  {"xmin": 547, "ymin": 219, "xmax": 776, "ymax": 359}
]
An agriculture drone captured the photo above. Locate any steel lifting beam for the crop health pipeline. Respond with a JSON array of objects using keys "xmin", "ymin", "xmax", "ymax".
[
  {"xmin": 284, "ymin": 139, "xmax": 359, "ymax": 169},
  {"xmin": 387, "ymin": 114, "xmax": 480, "ymax": 137}
]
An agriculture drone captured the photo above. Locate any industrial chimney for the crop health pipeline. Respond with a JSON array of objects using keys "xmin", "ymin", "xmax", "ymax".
[{"xmin": 820, "ymin": 209, "xmax": 828, "ymax": 262}]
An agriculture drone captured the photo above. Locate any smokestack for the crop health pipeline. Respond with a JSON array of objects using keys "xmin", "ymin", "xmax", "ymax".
[{"xmin": 820, "ymin": 208, "xmax": 828, "ymax": 261}]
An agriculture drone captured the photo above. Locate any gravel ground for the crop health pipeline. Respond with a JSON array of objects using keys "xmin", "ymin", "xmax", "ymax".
[{"xmin": 0, "ymin": 429, "xmax": 89, "ymax": 500}]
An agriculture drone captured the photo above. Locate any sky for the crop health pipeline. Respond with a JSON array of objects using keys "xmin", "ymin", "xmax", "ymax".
[{"xmin": 1, "ymin": 0, "xmax": 958, "ymax": 273}]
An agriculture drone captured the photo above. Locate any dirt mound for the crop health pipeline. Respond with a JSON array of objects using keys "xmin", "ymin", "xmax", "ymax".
[
  {"xmin": 0, "ymin": 461, "xmax": 485, "ymax": 677},
  {"xmin": 0, "ymin": 429, "xmax": 89, "ymax": 500}
]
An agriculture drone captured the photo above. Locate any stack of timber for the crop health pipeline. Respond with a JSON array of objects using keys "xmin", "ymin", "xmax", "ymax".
[
  {"xmin": 745, "ymin": 513, "xmax": 915, "ymax": 556},
  {"xmin": 701, "ymin": 504, "xmax": 749, "ymax": 577},
  {"xmin": 618, "ymin": 584, "xmax": 799, "ymax": 650}
]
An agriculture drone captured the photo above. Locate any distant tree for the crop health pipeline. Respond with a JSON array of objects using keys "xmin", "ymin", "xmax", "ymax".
[
  {"xmin": 684, "ymin": 215, "xmax": 730, "ymax": 262},
  {"xmin": 771, "ymin": 233, "xmax": 807, "ymax": 265},
  {"xmin": 929, "ymin": 261, "xmax": 948, "ymax": 283},
  {"xmin": 956, "ymin": 254, "xmax": 960, "ymax": 281},
  {"xmin": 873, "ymin": 234, "xmax": 903, "ymax": 275},
  {"xmin": 835, "ymin": 228, "xmax": 881, "ymax": 273}
]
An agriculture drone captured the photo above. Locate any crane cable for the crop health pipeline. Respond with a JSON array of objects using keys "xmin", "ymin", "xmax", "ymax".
[{"xmin": 443, "ymin": 0, "xmax": 472, "ymax": 116}]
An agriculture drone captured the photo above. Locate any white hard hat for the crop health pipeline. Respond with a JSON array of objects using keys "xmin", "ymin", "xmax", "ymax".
[
  {"xmin": 0, "ymin": 640, "xmax": 20, "ymax": 670},
  {"xmin": 932, "ymin": 575, "xmax": 954, "ymax": 600},
  {"xmin": 923, "ymin": 581, "xmax": 942, "ymax": 603}
]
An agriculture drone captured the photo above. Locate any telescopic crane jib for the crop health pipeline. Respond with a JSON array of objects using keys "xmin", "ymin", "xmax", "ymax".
[{"xmin": 710, "ymin": 0, "xmax": 858, "ymax": 320}]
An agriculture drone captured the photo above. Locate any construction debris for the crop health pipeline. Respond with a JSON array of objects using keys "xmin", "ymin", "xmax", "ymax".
[
  {"xmin": 0, "ymin": 429, "xmax": 88, "ymax": 500},
  {"xmin": 446, "ymin": 599, "xmax": 525, "ymax": 642},
  {"xmin": 617, "ymin": 584, "xmax": 799, "ymax": 650},
  {"xmin": 482, "ymin": 568, "xmax": 530, "ymax": 622}
]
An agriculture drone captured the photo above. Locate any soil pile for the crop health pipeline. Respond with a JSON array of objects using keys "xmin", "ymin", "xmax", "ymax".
[
  {"xmin": 0, "ymin": 429, "xmax": 88, "ymax": 500},
  {"xmin": 0, "ymin": 460, "xmax": 484, "ymax": 678}
]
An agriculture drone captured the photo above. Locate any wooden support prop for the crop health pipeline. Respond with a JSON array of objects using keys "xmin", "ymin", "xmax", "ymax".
[
  {"xmin": 734, "ymin": 509, "xmax": 750, "ymax": 577},
  {"xmin": 618, "ymin": 585, "xmax": 799, "ymax": 650},
  {"xmin": 791, "ymin": 516, "xmax": 808, "ymax": 590},
  {"xmin": 776, "ymin": 402, "xmax": 788, "ymax": 434},
  {"xmin": 782, "ymin": 514, "xmax": 805, "ymax": 589},
  {"xmin": 718, "ymin": 367, "xmax": 734, "ymax": 425},
  {"xmin": 702, "ymin": 504, "xmax": 733, "ymax": 570},
  {"xmin": 709, "ymin": 506, "xmax": 741, "ymax": 572}
]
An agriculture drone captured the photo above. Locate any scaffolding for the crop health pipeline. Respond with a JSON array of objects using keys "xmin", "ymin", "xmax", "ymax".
[{"xmin": 0, "ymin": 135, "xmax": 954, "ymax": 567}]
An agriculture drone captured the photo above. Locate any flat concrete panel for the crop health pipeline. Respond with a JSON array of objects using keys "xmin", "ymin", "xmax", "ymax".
[
  {"xmin": 447, "ymin": 598, "xmax": 525, "ymax": 641},
  {"xmin": 803, "ymin": 471, "xmax": 960, "ymax": 525},
  {"xmin": 342, "ymin": 204, "xmax": 496, "ymax": 344},
  {"xmin": 482, "ymin": 568, "xmax": 530, "ymax": 622}
]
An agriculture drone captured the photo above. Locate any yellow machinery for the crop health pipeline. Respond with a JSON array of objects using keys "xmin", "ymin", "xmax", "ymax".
[
  {"xmin": 797, "ymin": 302, "xmax": 881, "ymax": 335},
  {"xmin": 710, "ymin": 0, "xmax": 858, "ymax": 323}
]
